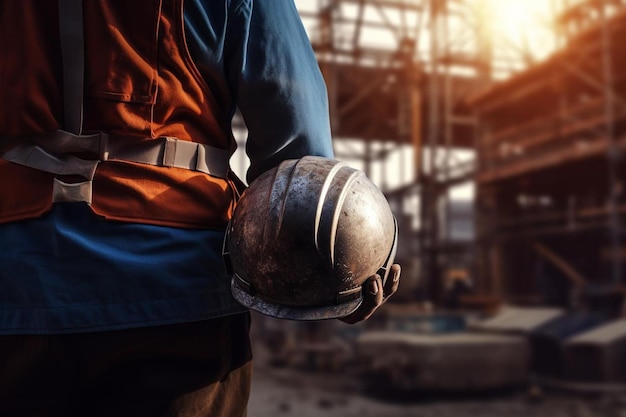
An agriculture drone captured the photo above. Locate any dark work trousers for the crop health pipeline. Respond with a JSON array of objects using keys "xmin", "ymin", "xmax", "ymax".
[{"xmin": 0, "ymin": 313, "xmax": 252, "ymax": 417}]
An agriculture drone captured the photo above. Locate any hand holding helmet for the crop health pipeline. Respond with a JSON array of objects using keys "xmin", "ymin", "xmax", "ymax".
[{"xmin": 339, "ymin": 263, "xmax": 401, "ymax": 324}]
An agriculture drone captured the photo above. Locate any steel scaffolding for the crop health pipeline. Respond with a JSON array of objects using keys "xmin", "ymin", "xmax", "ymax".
[
  {"xmin": 297, "ymin": 0, "xmax": 492, "ymax": 302},
  {"xmin": 285, "ymin": 0, "xmax": 626, "ymax": 312},
  {"xmin": 471, "ymin": 0, "xmax": 626, "ymax": 314}
]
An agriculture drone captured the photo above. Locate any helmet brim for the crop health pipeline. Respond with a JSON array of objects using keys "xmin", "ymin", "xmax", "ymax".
[{"xmin": 231, "ymin": 279, "xmax": 363, "ymax": 321}]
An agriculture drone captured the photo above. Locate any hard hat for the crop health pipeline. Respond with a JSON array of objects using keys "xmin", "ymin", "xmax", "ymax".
[{"xmin": 223, "ymin": 156, "xmax": 397, "ymax": 320}]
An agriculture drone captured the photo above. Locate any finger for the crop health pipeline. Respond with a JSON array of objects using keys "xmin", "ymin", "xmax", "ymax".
[
  {"xmin": 383, "ymin": 264, "xmax": 401, "ymax": 300},
  {"xmin": 340, "ymin": 275, "xmax": 384, "ymax": 325}
]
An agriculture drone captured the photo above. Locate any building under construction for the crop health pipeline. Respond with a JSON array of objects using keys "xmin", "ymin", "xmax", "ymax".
[
  {"xmin": 471, "ymin": 0, "xmax": 626, "ymax": 316},
  {"xmin": 296, "ymin": 0, "xmax": 626, "ymax": 315}
]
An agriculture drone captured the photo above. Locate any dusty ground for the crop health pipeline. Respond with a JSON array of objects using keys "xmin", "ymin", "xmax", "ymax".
[
  {"xmin": 248, "ymin": 361, "xmax": 626, "ymax": 417},
  {"xmin": 246, "ymin": 314, "xmax": 626, "ymax": 417},
  {"xmin": 248, "ymin": 338, "xmax": 626, "ymax": 417}
]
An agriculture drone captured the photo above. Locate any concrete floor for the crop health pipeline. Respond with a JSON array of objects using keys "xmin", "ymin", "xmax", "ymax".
[
  {"xmin": 246, "ymin": 312, "xmax": 626, "ymax": 417},
  {"xmin": 248, "ymin": 363, "xmax": 626, "ymax": 417}
]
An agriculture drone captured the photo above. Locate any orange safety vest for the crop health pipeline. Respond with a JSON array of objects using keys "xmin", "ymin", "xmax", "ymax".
[{"xmin": 0, "ymin": 0, "xmax": 239, "ymax": 229}]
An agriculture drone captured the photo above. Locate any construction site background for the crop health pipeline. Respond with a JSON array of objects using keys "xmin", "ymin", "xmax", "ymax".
[{"xmin": 229, "ymin": 1, "xmax": 626, "ymax": 415}]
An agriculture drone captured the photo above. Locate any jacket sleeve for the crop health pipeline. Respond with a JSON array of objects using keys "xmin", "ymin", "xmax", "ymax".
[{"xmin": 231, "ymin": 0, "xmax": 335, "ymax": 183}]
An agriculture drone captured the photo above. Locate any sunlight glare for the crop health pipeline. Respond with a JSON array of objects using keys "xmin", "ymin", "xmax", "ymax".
[{"xmin": 477, "ymin": 0, "xmax": 557, "ymax": 62}]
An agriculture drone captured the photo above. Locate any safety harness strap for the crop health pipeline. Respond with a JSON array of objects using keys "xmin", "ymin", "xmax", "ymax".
[
  {"xmin": 1, "ymin": 131, "xmax": 233, "ymax": 205},
  {"xmin": 1, "ymin": 130, "xmax": 232, "ymax": 179},
  {"xmin": 116, "ymin": 136, "xmax": 232, "ymax": 178},
  {"xmin": 3, "ymin": 145, "xmax": 99, "ymax": 180},
  {"xmin": 52, "ymin": 179, "xmax": 93, "ymax": 204},
  {"xmin": 58, "ymin": 0, "xmax": 85, "ymax": 134}
]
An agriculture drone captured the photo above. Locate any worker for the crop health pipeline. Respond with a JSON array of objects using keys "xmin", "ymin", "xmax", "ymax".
[{"xmin": 0, "ymin": 1, "xmax": 401, "ymax": 416}]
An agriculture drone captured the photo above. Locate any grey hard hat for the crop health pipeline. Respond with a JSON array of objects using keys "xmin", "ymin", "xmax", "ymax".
[{"xmin": 223, "ymin": 156, "xmax": 397, "ymax": 320}]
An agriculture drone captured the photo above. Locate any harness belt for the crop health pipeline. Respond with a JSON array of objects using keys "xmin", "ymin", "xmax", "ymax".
[{"xmin": 1, "ymin": 129, "xmax": 233, "ymax": 205}]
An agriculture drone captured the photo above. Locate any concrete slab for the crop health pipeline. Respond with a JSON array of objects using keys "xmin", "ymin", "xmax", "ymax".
[
  {"xmin": 356, "ymin": 332, "xmax": 530, "ymax": 391},
  {"xmin": 469, "ymin": 306, "xmax": 565, "ymax": 334},
  {"xmin": 564, "ymin": 319, "xmax": 626, "ymax": 383}
]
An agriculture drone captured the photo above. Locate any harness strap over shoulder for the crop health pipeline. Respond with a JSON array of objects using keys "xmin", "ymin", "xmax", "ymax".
[{"xmin": 58, "ymin": 0, "xmax": 85, "ymax": 134}]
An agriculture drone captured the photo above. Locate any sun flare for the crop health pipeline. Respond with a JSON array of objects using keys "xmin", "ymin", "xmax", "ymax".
[{"xmin": 476, "ymin": 0, "xmax": 557, "ymax": 62}]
